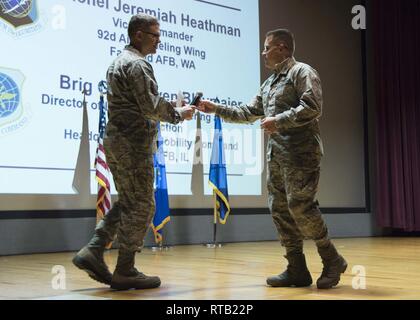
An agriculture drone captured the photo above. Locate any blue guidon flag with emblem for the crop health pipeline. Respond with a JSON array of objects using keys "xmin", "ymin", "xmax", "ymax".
[
  {"xmin": 209, "ymin": 115, "xmax": 230, "ymax": 224},
  {"xmin": 151, "ymin": 123, "xmax": 171, "ymax": 244}
]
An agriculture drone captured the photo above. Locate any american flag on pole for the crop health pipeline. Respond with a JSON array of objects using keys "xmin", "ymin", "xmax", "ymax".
[{"xmin": 95, "ymin": 82, "xmax": 112, "ymax": 224}]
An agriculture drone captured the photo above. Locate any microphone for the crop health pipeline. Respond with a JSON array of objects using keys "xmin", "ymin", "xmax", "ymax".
[{"xmin": 191, "ymin": 92, "xmax": 203, "ymax": 106}]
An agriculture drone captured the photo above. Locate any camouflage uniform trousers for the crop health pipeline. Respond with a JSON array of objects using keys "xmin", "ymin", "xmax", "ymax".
[
  {"xmin": 267, "ymin": 148, "xmax": 329, "ymax": 253},
  {"xmin": 93, "ymin": 136, "xmax": 156, "ymax": 253}
]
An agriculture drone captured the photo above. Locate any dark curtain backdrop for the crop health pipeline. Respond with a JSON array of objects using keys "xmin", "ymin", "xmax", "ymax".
[{"xmin": 372, "ymin": 0, "xmax": 420, "ymax": 231}]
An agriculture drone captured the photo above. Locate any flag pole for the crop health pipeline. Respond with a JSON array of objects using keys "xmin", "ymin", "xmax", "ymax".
[
  {"xmin": 206, "ymin": 190, "xmax": 221, "ymax": 248},
  {"xmin": 161, "ymin": 227, "xmax": 172, "ymax": 250},
  {"xmin": 213, "ymin": 190, "xmax": 217, "ymax": 245},
  {"xmin": 151, "ymin": 227, "xmax": 172, "ymax": 251}
]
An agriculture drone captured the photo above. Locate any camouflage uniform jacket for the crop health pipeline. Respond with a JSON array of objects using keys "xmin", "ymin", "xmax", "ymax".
[
  {"xmin": 215, "ymin": 57, "xmax": 324, "ymax": 164},
  {"xmin": 105, "ymin": 45, "xmax": 182, "ymax": 155}
]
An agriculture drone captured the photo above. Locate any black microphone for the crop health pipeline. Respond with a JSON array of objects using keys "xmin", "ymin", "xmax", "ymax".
[{"xmin": 191, "ymin": 92, "xmax": 203, "ymax": 106}]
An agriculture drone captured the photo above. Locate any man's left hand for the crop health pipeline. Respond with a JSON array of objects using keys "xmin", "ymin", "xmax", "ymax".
[{"xmin": 261, "ymin": 117, "xmax": 278, "ymax": 134}]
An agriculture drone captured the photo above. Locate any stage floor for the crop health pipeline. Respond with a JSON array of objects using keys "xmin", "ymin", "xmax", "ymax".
[{"xmin": 0, "ymin": 237, "xmax": 419, "ymax": 300}]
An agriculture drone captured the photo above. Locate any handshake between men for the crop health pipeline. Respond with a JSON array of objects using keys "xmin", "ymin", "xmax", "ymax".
[
  {"xmin": 195, "ymin": 100, "xmax": 281, "ymax": 135},
  {"xmin": 174, "ymin": 102, "xmax": 195, "ymax": 121}
]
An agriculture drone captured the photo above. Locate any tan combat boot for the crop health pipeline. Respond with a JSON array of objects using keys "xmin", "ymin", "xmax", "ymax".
[
  {"xmin": 266, "ymin": 253, "xmax": 313, "ymax": 287},
  {"xmin": 110, "ymin": 250, "xmax": 161, "ymax": 290},
  {"xmin": 72, "ymin": 220, "xmax": 114, "ymax": 285},
  {"xmin": 316, "ymin": 243, "xmax": 347, "ymax": 289},
  {"xmin": 72, "ymin": 246, "xmax": 113, "ymax": 285}
]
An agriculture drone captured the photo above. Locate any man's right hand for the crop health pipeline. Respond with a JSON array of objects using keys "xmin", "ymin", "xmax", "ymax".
[
  {"xmin": 176, "ymin": 105, "xmax": 195, "ymax": 120},
  {"xmin": 195, "ymin": 100, "xmax": 217, "ymax": 114}
]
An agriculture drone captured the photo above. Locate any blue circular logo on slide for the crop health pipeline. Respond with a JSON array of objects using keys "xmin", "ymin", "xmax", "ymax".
[
  {"xmin": 0, "ymin": 0, "xmax": 32, "ymax": 18},
  {"xmin": 0, "ymin": 72, "xmax": 20, "ymax": 118}
]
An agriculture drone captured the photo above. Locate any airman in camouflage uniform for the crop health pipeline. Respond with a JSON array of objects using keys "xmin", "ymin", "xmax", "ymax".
[
  {"xmin": 73, "ymin": 14, "xmax": 194, "ymax": 290},
  {"xmin": 198, "ymin": 29, "xmax": 347, "ymax": 289}
]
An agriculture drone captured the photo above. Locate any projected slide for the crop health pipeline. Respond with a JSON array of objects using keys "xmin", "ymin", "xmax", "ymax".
[{"xmin": 0, "ymin": 0, "xmax": 261, "ymax": 196}]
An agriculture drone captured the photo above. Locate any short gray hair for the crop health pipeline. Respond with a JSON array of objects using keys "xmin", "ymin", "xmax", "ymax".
[
  {"xmin": 266, "ymin": 29, "xmax": 295, "ymax": 56},
  {"xmin": 128, "ymin": 14, "xmax": 159, "ymax": 42}
]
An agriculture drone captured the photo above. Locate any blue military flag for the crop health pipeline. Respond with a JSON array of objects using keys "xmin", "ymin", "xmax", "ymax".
[
  {"xmin": 151, "ymin": 124, "xmax": 170, "ymax": 244},
  {"xmin": 209, "ymin": 115, "xmax": 230, "ymax": 224}
]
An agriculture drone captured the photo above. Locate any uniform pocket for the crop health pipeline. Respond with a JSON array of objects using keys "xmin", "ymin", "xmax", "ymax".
[
  {"xmin": 286, "ymin": 168, "xmax": 320, "ymax": 198},
  {"xmin": 274, "ymin": 78, "xmax": 296, "ymax": 113},
  {"xmin": 275, "ymin": 78, "xmax": 294, "ymax": 97}
]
